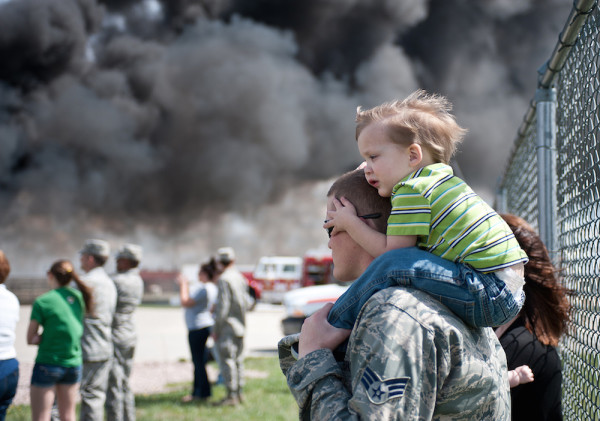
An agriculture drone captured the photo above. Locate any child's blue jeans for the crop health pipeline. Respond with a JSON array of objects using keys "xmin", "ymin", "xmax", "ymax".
[{"xmin": 327, "ymin": 247, "xmax": 524, "ymax": 329}]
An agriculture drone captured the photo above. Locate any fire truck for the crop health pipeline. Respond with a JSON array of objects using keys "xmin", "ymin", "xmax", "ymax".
[
  {"xmin": 300, "ymin": 249, "xmax": 335, "ymax": 287},
  {"xmin": 252, "ymin": 249, "xmax": 335, "ymax": 304}
]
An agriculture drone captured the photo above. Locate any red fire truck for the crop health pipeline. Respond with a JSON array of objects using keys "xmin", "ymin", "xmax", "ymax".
[
  {"xmin": 252, "ymin": 250, "xmax": 335, "ymax": 304},
  {"xmin": 300, "ymin": 249, "xmax": 335, "ymax": 287}
]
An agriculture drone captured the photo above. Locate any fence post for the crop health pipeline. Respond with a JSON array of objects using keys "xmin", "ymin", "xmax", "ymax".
[{"xmin": 535, "ymin": 87, "xmax": 558, "ymax": 260}]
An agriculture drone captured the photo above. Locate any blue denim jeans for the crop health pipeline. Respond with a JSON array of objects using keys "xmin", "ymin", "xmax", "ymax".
[
  {"xmin": 327, "ymin": 247, "xmax": 523, "ymax": 329},
  {"xmin": 0, "ymin": 358, "xmax": 19, "ymax": 421},
  {"xmin": 188, "ymin": 327, "xmax": 211, "ymax": 398},
  {"xmin": 30, "ymin": 363, "xmax": 82, "ymax": 388}
]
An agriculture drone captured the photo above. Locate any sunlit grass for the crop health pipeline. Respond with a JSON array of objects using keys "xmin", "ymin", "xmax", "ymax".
[{"xmin": 7, "ymin": 357, "xmax": 297, "ymax": 421}]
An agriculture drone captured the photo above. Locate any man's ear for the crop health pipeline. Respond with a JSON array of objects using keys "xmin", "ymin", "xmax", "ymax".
[{"xmin": 408, "ymin": 144, "xmax": 423, "ymax": 167}]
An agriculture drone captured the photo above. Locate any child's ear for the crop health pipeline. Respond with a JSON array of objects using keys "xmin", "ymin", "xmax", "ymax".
[{"xmin": 408, "ymin": 144, "xmax": 423, "ymax": 167}]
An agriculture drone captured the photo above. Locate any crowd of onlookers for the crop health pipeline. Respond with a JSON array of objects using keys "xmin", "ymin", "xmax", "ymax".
[{"xmin": 0, "ymin": 241, "xmax": 251, "ymax": 421}]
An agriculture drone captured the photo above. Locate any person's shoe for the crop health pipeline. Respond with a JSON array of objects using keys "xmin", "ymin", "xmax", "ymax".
[
  {"xmin": 237, "ymin": 393, "xmax": 244, "ymax": 404},
  {"xmin": 181, "ymin": 395, "xmax": 209, "ymax": 404},
  {"xmin": 213, "ymin": 396, "xmax": 240, "ymax": 406}
]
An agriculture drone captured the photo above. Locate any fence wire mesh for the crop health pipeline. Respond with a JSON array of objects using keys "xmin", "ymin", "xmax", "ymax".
[{"xmin": 499, "ymin": 2, "xmax": 600, "ymax": 419}]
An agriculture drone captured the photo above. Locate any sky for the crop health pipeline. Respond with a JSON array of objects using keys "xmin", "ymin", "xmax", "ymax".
[{"xmin": 0, "ymin": 0, "xmax": 572, "ymax": 274}]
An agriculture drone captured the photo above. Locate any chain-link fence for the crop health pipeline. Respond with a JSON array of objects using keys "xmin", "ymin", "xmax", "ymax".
[{"xmin": 497, "ymin": 1, "xmax": 600, "ymax": 419}]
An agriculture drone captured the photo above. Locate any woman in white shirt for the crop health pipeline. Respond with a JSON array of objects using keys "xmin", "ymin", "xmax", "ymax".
[
  {"xmin": 177, "ymin": 258, "xmax": 219, "ymax": 403},
  {"xmin": 0, "ymin": 251, "xmax": 20, "ymax": 421}
]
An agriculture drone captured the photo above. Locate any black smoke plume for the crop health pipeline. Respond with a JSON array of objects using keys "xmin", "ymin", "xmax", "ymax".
[{"xmin": 0, "ymin": 0, "xmax": 571, "ymax": 271}]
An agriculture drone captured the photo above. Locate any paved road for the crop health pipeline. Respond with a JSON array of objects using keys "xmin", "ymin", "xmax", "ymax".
[{"xmin": 12, "ymin": 303, "xmax": 287, "ymax": 405}]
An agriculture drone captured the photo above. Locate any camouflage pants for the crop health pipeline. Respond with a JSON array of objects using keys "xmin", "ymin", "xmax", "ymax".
[
  {"xmin": 216, "ymin": 335, "xmax": 244, "ymax": 396},
  {"xmin": 106, "ymin": 345, "xmax": 136, "ymax": 421},
  {"xmin": 80, "ymin": 359, "xmax": 111, "ymax": 421}
]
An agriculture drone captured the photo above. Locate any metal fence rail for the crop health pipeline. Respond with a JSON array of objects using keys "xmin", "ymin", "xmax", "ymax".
[{"xmin": 497, "ymin": 1, "xmax": 600, "ymax": 419}]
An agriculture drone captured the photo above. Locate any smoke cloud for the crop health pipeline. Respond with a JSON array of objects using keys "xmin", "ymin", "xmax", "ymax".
[{"xmin": 0, "ymin": 0, "xmax": 571, "ymax": 273}]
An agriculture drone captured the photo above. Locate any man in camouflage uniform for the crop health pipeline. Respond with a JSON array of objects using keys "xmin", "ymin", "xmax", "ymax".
[
  {"xmin": 213, "ymin": 247, "xmax": 248, "ymax": 406},
  {"xmin": 106, "ymin": 244, "xmax": 144, "ymax": 421},
  {"xmin": 79, "ymin": 239, "xmax": 118, "ymax": 421},
  {"xmin": 278, "ymin": 169, "xmax": 511, "ymax": 420}
]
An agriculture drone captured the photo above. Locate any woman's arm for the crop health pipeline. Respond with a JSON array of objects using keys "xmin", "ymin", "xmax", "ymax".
[
  {"xmin": 177, "ymin": 274, "xmax": 196, "ymax": 308},
  {"xmin": 27, "ymin": 319, "xmax": 41, "ymax": 345}
]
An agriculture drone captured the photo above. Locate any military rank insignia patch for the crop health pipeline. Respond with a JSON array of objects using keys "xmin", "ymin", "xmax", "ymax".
[{"xmin": 361, "ymin": 366, "xmax": 409, "ymax": 405}]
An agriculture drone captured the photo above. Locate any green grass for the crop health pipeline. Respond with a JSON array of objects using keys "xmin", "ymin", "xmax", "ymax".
[{"xmin": 7, "ymin": 357, "xmax": 298, "ymax": 421}]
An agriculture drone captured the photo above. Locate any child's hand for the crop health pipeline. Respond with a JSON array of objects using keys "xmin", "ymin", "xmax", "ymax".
[
  {"xmin": 515, "ymin": 365, "xmax": 534, "ymax": 384},
  {"xmin": 323, "ymin": 197, "xmax": 359, "ymax": 237},
  {"xmin": 509, "ymin": 365, "xmax": 534, "ymax": 387}
]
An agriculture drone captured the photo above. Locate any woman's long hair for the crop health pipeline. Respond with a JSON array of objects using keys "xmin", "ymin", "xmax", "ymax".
[
  {"xmin": 501, "ymin": 214, "xmax": 570, "ymax": 346},
  {"xmin": 49, "ymin": 260, "xmax": 95, "ymax": 315},
  {"xmin": 200, "ymin": 258, "xmax": 219, "ymax": 282}
]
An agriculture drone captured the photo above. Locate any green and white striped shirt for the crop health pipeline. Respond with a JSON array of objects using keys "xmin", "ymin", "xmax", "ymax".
[{"xmin": 389, "ymin": 163, "xmax": 528, "ymax": 272}]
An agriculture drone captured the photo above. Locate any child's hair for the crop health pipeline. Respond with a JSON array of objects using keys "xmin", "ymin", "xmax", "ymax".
[
  {"xmin": 328, "ymin": 169, "xmax": 391, "ymax": 234},
  {"xmin": 49, "ymin": 260, "xmax": 95, "ymax": 315},
  {"xmin": 355, "ymin": 90, "xmax": 467, "ymax": 164}
]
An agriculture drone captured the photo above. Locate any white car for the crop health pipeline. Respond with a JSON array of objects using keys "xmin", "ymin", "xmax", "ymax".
[{"xmin": 281, "ymin": 283, "xmax": 350, "ymax": 336}]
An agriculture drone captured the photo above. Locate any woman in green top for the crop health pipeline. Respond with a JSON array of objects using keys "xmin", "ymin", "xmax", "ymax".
[{"xmin": 27, "ymin": 260, "xmax": 94, "ymax": 421}]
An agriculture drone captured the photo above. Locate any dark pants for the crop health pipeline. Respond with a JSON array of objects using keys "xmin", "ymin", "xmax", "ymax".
[
  {"xmin": 0, "ymin": 359, "xmax": 19, "ymax": 421},
  {"xmin": 188, "ymin": 328, "xmax": 211, "ymax": 398}
]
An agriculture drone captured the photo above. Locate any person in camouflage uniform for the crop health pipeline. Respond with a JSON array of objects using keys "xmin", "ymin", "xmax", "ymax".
[
  {"xmin": 278, "ymin": 169, "xmax": 511, "ymax": 420},
  {"xmin": 213, "ymin": 247, "xmax": 248, "ymax": 406},
  {"xmin": 79, "ymin": 239, "xmax": 117, "ymax": 421},
  {"xmin": 106, "ymin": 244, "xmax": 144, "ymax": 421}
]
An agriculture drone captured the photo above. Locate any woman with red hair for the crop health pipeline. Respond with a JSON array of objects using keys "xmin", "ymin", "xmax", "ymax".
[{"xmin": 497, "ymin": 214, "xmax": 570, "ymax": 421}]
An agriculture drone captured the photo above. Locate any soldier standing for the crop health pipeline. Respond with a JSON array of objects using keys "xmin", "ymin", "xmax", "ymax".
[
  {"xmin": 106, "ymin": 244, "xmax": 144, "ymax": 421},
  {"xmin": 212, "ymin": 247, "xmax": 248, "ymax": 406},
  {"xmin": 79, "ymin": 239, "xmax": 117, "ymax": 421}
]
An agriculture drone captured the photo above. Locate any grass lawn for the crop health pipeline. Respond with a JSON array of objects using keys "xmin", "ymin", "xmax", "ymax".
[{"xmin": 7, "ymin": 357, "xmax": 298, "ymax": 421}]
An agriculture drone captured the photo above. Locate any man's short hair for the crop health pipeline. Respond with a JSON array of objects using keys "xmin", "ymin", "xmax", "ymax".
[
  {"xmin": 0, "ymin": 250, "xmax": 10, "ymax": 284},
  {"xmin": 328, "ymin": 169, "xmax": 391, "ymax": 234}
]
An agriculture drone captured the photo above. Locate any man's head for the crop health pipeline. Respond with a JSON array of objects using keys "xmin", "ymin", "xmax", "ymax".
[
  {"xmin": 356, "ymin": 90, "xmax": 466, "ymax": 196},
  {"xmin": 327, "ymin": 169, "xmax": 391, "ymax": 281},
  {"xmin": 80, "ymin": 239, "xmax": 110, "ymax": 272},
  {"xmin": 116, "ymin": 243, "xmax": 143, "ymax": 273},
  {"xmin": 217, "ymin": 247, "xmax": 236, "ymax": 269},
  {"xmin": 0, "ymin": 250, "xmax": 10, "ymax": 284}
]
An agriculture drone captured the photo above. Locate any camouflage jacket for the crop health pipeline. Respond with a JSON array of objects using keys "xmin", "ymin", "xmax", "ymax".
[
  {"xmin": 214, "ymin": 266, "xmax": 247, "ymax": 338},
  {"xmin": 279, "ymin": 287, "xmax": 511, "ymax": 420},
  {"xmin": 80, "ymin": 266, "xmax": 117, "ymax": 361},
  {"xmin": 111, "ymin": 268, "xmax": 144, "ymax": 348}
]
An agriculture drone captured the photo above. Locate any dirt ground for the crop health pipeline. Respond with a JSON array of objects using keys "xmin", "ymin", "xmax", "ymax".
[{"xmin": 12, "ymin": 303, "xmax": 285, "ymax": 405}]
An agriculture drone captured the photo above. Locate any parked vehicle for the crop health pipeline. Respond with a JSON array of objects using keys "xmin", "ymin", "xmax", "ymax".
[
  {"xmin": 301, "ymin": 250, "xmax": 335, "ymax": 287},
  {"xmin": 252, "ymin": 256, "xmax": 303, "ymax": 304},
  {"xmin": 281, "ymin": 282, "xmax": 350, "ymax": 335}
]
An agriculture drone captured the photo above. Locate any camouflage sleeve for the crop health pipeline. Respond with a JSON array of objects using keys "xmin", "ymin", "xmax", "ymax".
[
  {"xmin": 214, "ymin": 279, "xmax": 231, "ymax": 332},
  {"xmin": 285, "ymin": 348, "xmax": 357, "ymax": 420},
  {"xmin": 278, "ymin": 333, "xmax": 300, "ymax": 377}
]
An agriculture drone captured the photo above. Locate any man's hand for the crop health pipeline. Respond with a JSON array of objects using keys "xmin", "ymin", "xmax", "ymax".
[
  {"xmin": 323, "ymin": 197, "xmax": 360, "ymax": 237},
  {"xmin": 298, "ymin": 303, "xmax": 351, "ymax": 359}
]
